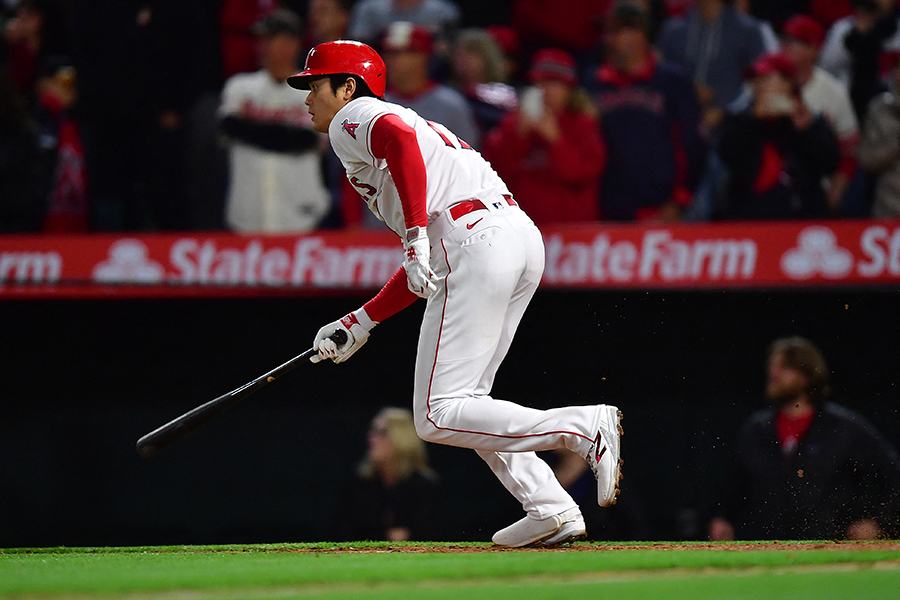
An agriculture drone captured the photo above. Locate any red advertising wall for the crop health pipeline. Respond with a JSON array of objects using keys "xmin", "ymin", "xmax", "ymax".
[{"xmin": 1, "ymin": 220, "xmax": 899, "ymax": 298}]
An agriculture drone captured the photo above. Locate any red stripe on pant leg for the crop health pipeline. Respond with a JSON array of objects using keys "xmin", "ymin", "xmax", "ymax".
[
  {"xmin": 424, "ymin": 238, "xmax": 593, "ymax": 445},
  {"xmin": 425, "ymin": 239, "xmax": 451, "ymax": 432}
]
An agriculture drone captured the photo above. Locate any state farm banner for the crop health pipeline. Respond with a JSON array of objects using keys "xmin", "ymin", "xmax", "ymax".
[
  {"xmin": 543, "ymin": 220, "xmax": 900, "ymax": 288},
  {"xmin": 0, "ymin": 220, "xmax": 898, "ymax": 298},
  {"xmin": 0, "ymin": 230, "xmax": 403, "ymax": 298}
]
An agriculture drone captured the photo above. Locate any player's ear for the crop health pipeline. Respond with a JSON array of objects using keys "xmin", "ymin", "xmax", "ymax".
[{"xmin": 342, "ymin": 77, "xmax": 357, "ymax": 100}]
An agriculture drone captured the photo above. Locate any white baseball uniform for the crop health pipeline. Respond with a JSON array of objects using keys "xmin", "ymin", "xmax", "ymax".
[
  {"xmin": 220, "ymin": 70, "xmax": 331, "ymax": 232},
  {"xmin": 328, "ymin": 97, "xmax": 607, "ymax": 520}
]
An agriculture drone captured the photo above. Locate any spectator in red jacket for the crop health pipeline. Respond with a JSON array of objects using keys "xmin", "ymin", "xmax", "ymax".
[{"xmin": 482, "ymin": 49, "xmax": 606, "ymax": 226}]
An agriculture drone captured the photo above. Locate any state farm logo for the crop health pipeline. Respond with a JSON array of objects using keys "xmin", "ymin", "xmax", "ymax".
[
  {"xmin": 169, "ymin": 238, "xmax": 400, "ymax": 286},
  {"xmin": 89, "ymin": 237, "xmax": 403, "ymax": 286},
  {"xmin": 92, "ymin": 239, "xmax": 165, "ymax": 283},
  {"xmin": 544, "ymin": 230, "xmax": 757, "ymax": 284},
  {"xmin": 780, "ymin": 227, "xmax": 853, "ymax": 280}
]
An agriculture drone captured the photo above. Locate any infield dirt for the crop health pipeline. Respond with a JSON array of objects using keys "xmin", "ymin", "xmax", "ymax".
[{"xmin": 274, "ymin": 541, "xmax": 900, "ymax": 553}]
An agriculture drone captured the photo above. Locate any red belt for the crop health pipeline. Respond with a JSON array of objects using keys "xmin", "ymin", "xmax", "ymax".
[{"xmin": 448, "ymin": 195, "xmax": 517, "ymax": 220}]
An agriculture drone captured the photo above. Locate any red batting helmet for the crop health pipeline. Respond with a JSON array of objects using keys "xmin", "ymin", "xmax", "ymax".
[{"xmin": 287, "ymin": 40, "xmax": 386, "ymax": 98}]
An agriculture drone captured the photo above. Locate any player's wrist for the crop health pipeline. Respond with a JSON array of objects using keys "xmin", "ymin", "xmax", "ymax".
[
  {"xmin": 352, "ymin": 307, "xmax": 377, "ymax": 331},
  {"xmin": 404, "ymin": 225, "xmax": 428, "ymax": 247}
]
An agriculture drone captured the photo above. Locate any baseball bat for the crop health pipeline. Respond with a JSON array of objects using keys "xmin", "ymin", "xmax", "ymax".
[{"xmin": 135, "ymin": 329, "xmax": 348, "ymax": 458}]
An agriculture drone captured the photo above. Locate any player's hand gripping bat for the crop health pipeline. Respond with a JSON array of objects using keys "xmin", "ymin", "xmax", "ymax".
[{"xmin": 135, "ymin": 329, "xmax": 347, "ymax": 458}]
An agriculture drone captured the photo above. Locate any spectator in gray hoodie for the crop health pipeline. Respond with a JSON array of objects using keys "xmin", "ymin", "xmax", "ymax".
[{"xmin": 657, "ymin": 0, "xmax": 766, "ymax": 125}]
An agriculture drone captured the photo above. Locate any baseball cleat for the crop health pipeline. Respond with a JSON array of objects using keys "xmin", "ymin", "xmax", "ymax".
[
  {"xmin": 492, "ymin": 507, "xmax": 585, "ymax": 548},
  {"xmin": 538, "ymin": 508, "xmax": 587, "ymax": 547},
  {"xmin": 586, "ymin": 406, "xmax": 623, "ymax": 507}
]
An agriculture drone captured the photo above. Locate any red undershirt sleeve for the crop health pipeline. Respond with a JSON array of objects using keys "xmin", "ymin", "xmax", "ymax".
[
  {"xmin": 369, "ymin": 113, "xmax": 428, "ymax": 230},
  {"xmin": 361, "ymin": 112, "xmax": 431, "ymax": 322},
  {"xmin": 363, "ymin": 266, "xmax": 419, "ymax": 323}
]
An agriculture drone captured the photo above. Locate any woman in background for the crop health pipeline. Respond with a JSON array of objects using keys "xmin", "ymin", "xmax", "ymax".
[{"xmin": 334, "ymin": 407, "xmax": 442, "ymax": 542}]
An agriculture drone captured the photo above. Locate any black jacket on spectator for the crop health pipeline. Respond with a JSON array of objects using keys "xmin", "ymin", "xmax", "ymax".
[
  {"xmin": 714, "ymin": 402, "xmax": 900, "ymax": 540},
  {"xmin": 716, "ymin": 111, "xmax": 840, "ymax": 220},
  {"xmin": 0, "ymin": 118, "xmax": 49, "ymax": 232},
  {"xmin": 333, "ymin": 470, "xmax": 444, "ymax": 542},
  {"xmin": 69, "ymin": 0, "xmax": 216, "ymax": 230},
  {"xmin": 0, "ymin": 74, "xmax": 51, "ymax": 232},
  {"xmin": 220, "ymin": 116, "xmax": 319, "ymax": 153},
  {"xmin": 844, "ymin": 6, "xmax": 899, "ymax": 122}
]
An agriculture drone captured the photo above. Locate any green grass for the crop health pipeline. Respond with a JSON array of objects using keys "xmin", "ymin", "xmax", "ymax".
[{"xmin": 1, "ymin": 541, "xmax": 898, "ymax": 599}]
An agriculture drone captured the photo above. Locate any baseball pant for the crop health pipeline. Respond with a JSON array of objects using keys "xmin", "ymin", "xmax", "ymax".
[{"xmin": 415, "ymin": 198, "xmax": 599, "ymax": 520}]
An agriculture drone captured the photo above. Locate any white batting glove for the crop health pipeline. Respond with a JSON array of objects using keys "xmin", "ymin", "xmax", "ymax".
[
  {"xmin": 310, "ymin": 308, "xmax": 377, "ymax": 364},
  {"xmin": 404, "ymin": 226, "xmax": 439, "ymax": 298}
]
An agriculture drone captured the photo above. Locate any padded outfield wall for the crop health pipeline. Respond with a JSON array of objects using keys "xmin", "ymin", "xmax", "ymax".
[{"xmin": 1, "ymin": 223, "xmax": 899, "ymax": 547}]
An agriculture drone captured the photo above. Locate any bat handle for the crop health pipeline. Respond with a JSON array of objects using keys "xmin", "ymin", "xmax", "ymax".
[{"xmin": 330, "ymin": 328, "xmax": 348, "ymax": 345}]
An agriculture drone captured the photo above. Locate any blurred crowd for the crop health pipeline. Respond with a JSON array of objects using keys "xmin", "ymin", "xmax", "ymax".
[{"xmin": 3, "ymin": 0, "xmax": 900, "ymax": 233}]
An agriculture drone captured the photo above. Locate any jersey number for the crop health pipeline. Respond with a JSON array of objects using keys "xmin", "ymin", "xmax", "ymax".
[
  {"xmin": 426, "ymin": 120, "xmax": 473, "ymax": 150},
  {"xmin": 350, "ymin": 176, "xmax": 376, "ymax": 197}
]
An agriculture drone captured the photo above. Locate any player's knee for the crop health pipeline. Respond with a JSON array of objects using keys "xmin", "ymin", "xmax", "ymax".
[{"xmin": 414, "ymin": 416, "xmax": 441, "ymax": 443}]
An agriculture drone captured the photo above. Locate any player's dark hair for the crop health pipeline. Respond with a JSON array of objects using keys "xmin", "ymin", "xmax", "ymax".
[
  {"xmin": 328, "ymin": 73, "xmax": 381, "ymax": 100},
  {"xmin": 768, "ymin": 336, "xmax": 831, "ymax": 405}
]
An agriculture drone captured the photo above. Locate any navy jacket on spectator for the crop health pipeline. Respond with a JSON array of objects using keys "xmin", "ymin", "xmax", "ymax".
[{"xmin": 589, "ymin": 55, "xmax": 703, "ymax": 221}]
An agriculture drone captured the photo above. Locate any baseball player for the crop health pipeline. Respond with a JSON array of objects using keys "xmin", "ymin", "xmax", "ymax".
[{"xmin": 289, "ymin": 40, "xmax": 623, "ymax": 547}]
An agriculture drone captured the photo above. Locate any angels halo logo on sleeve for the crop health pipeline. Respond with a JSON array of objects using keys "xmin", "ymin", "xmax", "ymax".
[{"xmin": 341, "ymin": 119, "xmax": 360, "ymax": 139}]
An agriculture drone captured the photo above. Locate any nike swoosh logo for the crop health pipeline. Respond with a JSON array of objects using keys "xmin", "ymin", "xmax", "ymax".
[{"xmin": 466, "ymin": 218, "xmax": 483, "ymax": 230}]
